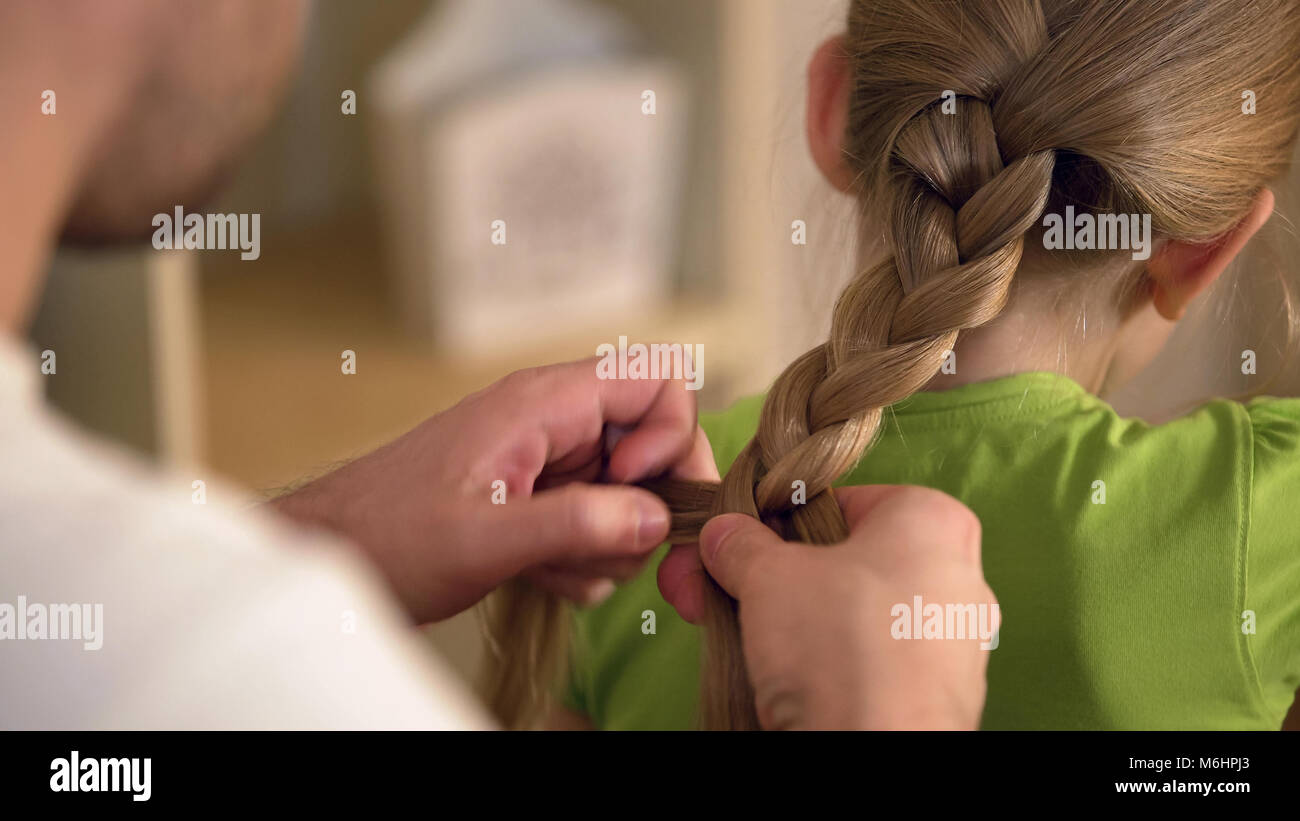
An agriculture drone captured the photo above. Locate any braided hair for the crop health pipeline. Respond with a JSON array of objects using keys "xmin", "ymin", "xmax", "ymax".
[{"xmin": 485, "ymin": 0, "xmax": 1300, "ymax": 730}]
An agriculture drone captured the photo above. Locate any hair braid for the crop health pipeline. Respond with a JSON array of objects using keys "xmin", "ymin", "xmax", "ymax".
[
  {"xmin": 651, "ymin": 96, "xmax": 1056, "ymax": 729},
  {"xmin": 485, "ymin": 0, "xmax": 1300, "ymax": 731}
]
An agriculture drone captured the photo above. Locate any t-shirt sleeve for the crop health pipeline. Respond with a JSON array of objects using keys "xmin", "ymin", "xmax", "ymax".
[{"xmin": 1244, "ymin": 397, "xmax": 1300, "ymax": 717}]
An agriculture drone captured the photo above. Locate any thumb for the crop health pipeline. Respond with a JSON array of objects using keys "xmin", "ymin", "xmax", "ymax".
[
  {"xmin": 481, "ymin": 484, "xmax": 671, "ymax": 577},
  {"xmin": 698, "ymin": 514, "xmax": 790, "ymax": 601}
]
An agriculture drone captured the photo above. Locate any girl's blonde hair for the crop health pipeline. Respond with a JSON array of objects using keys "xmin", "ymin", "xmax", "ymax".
[{"xmin": 484, "ymin": 0, "xmax": 1300, "ymax": 730}]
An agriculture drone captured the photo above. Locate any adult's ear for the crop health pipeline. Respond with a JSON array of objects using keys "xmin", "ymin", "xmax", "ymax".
[
  {"xmin": 806, "ymin": 35, "xmax": 854, "ymax": 193},
  {"xmin": 1147, "ymin": 188, "xmax": 1274, "ymax": 320}
]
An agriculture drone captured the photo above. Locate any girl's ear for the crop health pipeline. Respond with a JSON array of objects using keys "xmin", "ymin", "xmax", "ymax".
[
  {"xmin": 1147, "ymin": 188, "xmax": 1275, "ymax": 320},
  {"xmin": 806, "ymin": 35, "xmax": 854, "ymax": 193}
]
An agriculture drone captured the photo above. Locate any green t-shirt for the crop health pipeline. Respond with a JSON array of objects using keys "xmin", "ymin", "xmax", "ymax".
[{"xmin": 564, "ymin": 371, "xmax": 1300, "ymax": 729}]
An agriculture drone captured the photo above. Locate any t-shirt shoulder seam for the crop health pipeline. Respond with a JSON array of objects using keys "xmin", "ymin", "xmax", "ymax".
[
  {"xmin": 889, "ymin": 391, "xmax": 1090, "ymax": 418},
  {"xmin": 881, "ymin": 396, "xmax": 1098, "ymax": 431}
]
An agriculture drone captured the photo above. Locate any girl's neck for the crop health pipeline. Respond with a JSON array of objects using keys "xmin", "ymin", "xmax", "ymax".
[{"xmin": 921, "ymin": 301, "xmax": 1130, "ymax": 397}]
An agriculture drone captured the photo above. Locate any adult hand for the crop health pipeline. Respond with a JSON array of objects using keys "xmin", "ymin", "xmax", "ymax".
[
  {"xmin": 659, "ymin": 485, "xmax": 997, "ymax": 730},
  {"xmin": 273, "ymin": 358, "xmax": 716, "ymax": 623}
]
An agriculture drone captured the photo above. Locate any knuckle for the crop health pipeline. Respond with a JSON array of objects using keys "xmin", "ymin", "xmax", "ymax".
[
  {"xmin": 948, "ymin": 500, "xmax": 981, "ymax": 544},
  {"xmin": 894, "ymin": 486, "xmax": 980, "ymax": 548},
  {"xmin": 555, "ymin": 485, "xmax": 592, "ymax": 541},
  {"xmin": 710, "ymin": 518, "xmax": 746, "ymax": 555},
  {"xmin": 501, "ymin": 366, "xmax": 539, "ymax": 392},
  {"xmin": 980, "ymin": 581, "xmax": 1000, "ymax": 609},
  {"xmin": 890, "ymin": 484, "xmax": 955, "ymax": 514},
  {"xmin": 561, "ymin": 486, "xmax": 624, "ymax": 548},
  {"xmin": 752, "ymin": 673, "xmax": 811, "ymax": 730},
  {"xmin": 966, "ymin": 510, "xmax": 982, "ymax": 550},
  {"xmin": 711, "ymin": 520, "xmax": 759, "ymax": 565}
]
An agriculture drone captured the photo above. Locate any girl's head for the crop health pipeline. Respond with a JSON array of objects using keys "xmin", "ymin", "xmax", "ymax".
[
  {"xmin": 679, "ymin": 0, "xmax": 1300, "ymax": 730},
  {"xmin": 486, "ymin": 0, "xmax": 1300, "ymax": 731},
  {"xmin": 805, "ymin": 0, "xmax": 1300, "ymax": 394}
]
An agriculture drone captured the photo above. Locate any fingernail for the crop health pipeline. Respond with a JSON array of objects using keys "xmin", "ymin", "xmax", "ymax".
[
  {"xmin": 700, "ymin": 515, "xmax": 743, "ymax": 565},
  {"xmin": 585, "ymin": 579, "xmax": 617, "ymax": 606},
  {"xmin": 603, "ymin": 424, "xmax": 631, "ymax": 455},
  {"xmin": 636, "ymin": 498, "xmax": 671, "ymax": 548}
]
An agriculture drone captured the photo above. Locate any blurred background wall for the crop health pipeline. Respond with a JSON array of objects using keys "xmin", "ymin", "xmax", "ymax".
[{"xmin": 27, "ymin": 0, "xmax": 1300, "ymax": 691}]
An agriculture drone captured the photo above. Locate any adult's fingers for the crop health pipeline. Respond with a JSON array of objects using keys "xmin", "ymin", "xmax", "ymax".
[
  {"xmin": 480, "ymin": 484, "xmax": 670, "ymax": 577},
  {"xmin": 835, "ymin": 485, "xmax": 915, "ymax": 530},
  {"xmin": 836, "ymin": 485, "xmax": 982, "ymax": 567},
  {"xmin": 680, "ymin": 426, "xmax": 720, "ymax": 480},
  {"xmin": 697, "ymin": 513, "xmax": 792, "ymax": 601},
  {"xmin": 499, "ymin": 359, "xmax": 698, "ymax": 484},
  {"xmin": 604, "ymin": 387, "xmax": 702, "ymax": 483},
  {"xmin": 524, "ymin": 567, "xmax": 617, "ymax": 607},
  {"xmin": 658, "ymin": 542, "xmax": 707, "ymax": 624}
]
